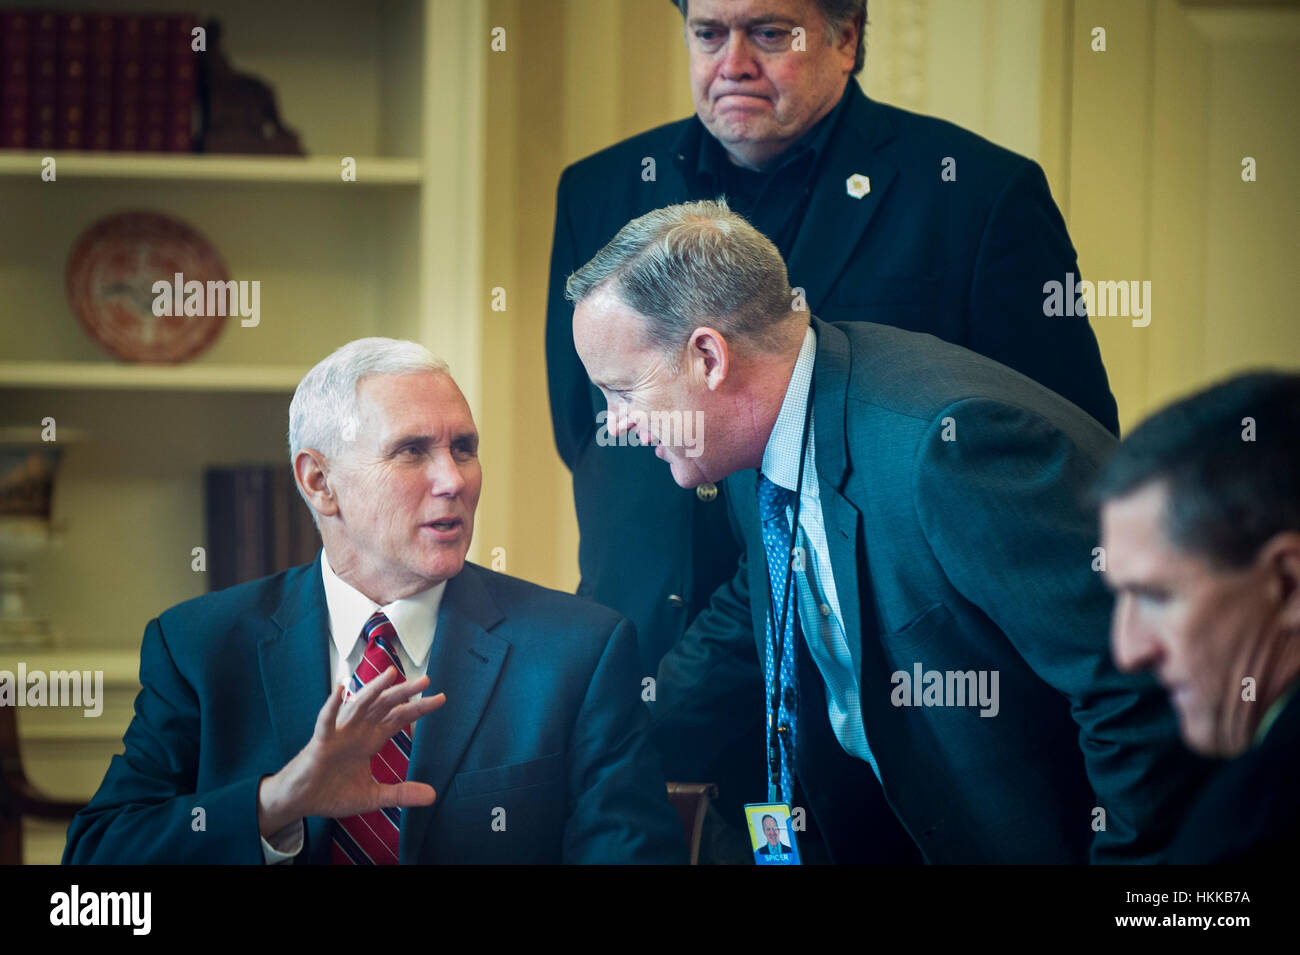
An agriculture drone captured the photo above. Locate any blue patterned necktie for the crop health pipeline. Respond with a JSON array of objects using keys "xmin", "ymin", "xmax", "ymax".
[{"xmin": 757, "ymin": 472, "xmax": 799, "ymax": 805}]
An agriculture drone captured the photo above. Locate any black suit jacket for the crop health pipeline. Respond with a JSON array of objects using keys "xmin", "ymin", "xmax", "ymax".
[
  {"xmin": 654, "ymin": 319, "xmax": 1209, "ymax": 863},
  {"xmin": 63, "ymin": 557, "xmax": 687, "ymax": 864},
  {"xmin": 1167, "ymin": 688, "xmax": 1300, "ymax": 864},
  {"xmin": 546, "ymin": 81, "xmax": 1119, "ymax": 678}
]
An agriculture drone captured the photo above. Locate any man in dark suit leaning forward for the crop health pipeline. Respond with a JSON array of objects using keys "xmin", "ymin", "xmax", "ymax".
[
  {"xmin": 567, "ymin": 199, "xmax": 1212, "ymax": 863},
  {"xmin": 64, "ymin": 338, "xmax": 686, "ymax": 865}
]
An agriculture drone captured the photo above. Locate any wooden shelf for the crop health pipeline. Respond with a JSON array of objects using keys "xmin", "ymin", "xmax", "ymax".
[
  {"xmin": 0, "ymin": 649, "xmax": 141, "ymax": 688},
  {"xmin": 0, "ymin": 361, "xmax": 306, "ymax": 392},
  {"xmin": 0, "ymin": 152, "xmax": 422, "ymax": 186}
]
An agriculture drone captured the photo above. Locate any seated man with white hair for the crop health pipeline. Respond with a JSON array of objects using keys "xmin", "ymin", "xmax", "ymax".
[{"xmin": 64, "ymin": 338, "xmax": 687, "ymax": 865}]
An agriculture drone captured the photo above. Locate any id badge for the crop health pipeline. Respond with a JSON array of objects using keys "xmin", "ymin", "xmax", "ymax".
[{"xmin": 744, "ymin": 802, "xmax": 802, "ymax": 865}]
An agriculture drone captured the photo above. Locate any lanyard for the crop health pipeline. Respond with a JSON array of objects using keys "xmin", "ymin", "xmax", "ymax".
[{"xmin": 765, "ymin": 380, "xmax": 815, "ymax": 799}]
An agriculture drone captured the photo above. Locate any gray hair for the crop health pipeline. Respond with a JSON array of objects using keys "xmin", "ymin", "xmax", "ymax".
[
  {"xmin": 564, "ymin": 198, "xmax": 797, "ymax": 364},
  {"xmin": 288, "ymin": 338, "xmax": 449, "ymax": 515},
  {"xmin": 673, "ymin": 0, "xmax": 867, "ymax": 75}
]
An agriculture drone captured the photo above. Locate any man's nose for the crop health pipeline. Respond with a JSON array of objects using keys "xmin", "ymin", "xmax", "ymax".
[
  {"xmin": 719, "ymin": 30, "xmax": 758, "ymax": 78},
  {"xmin": 426, "ymin": 450, "xmax": 467, "ymax": 495},
  {"xmin": 1111, "ymin": 594, "xmax": 1159, "ymax": 673},
  {"xmin": 607, "ymin": 399, "xmax": 641, "ymax": 441},
  {"xmin": 606, "ymin": 398, "xmax": 629, "ymax": 436}
]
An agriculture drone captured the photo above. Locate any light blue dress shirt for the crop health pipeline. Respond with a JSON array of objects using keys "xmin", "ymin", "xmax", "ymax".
[{"xmin": 760, "ymin": 326, "xmax": 879, "ymax": 780}]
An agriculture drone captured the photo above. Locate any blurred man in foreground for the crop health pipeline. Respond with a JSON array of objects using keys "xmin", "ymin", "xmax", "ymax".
[
  {"xmin": 64, "ymin": 338, "xmax": 685, "ymax": 865},
  {"xmin": 1096, "ymin": 372, "xmax": 1300, "ymax": 863}
]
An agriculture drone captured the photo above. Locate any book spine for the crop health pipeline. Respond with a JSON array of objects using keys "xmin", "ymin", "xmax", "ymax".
[
  {"xmin": 204, "ymin": 469, "xmax": 237, "ymax": 593},
  {"xmin": 56, "ymin": 12, "xmax": 89, "ymax": 150},
  {"xmin": 139, "ymin": 15, "xmax": 168, "ymax": 151},
  {"xmin": 167, "ymin": 14, "xmax": 196, "ymax": 152},
  {"xmin": 28, "ymin": 11, "xmax": 57, "ymax": 151},
  {"xmin": 112, "ymin": 14, "xmax": 143, "ymax": 151},
  {"xmin": 85, "ymin": 13, "xmax": 114, "ymax": 151},
  {"xmin": 270, "ymin": 467, "xmax": 293, "ymax": 573},
  {"xmin": 237, "ymin": 467, "xmax": 269, "ymax": 585},
  {"xmin": 0, "ymin": 11, "xmax": 32, "ymax": 149}
]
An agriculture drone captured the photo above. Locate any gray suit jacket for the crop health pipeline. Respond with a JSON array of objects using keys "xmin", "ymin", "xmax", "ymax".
[{"xmin": 654, "ymin": 318, "xmax": 1211, "ymax": 863}]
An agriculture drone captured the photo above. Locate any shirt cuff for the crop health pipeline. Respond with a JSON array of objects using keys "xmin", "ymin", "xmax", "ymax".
[{"xmin": 261, "ymin": 819, "xmax": 305, "ymax": 864}]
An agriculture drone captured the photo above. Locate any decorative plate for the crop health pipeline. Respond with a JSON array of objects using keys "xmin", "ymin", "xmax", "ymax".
[{"xmin": 65, "ymin": 211, "xmax": 231, "ymax": 363}]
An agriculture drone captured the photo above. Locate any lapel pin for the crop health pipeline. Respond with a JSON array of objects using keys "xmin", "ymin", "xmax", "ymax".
[{"xmin": 845, "ymin": 173, "xmax": 871, "ymax": 199}]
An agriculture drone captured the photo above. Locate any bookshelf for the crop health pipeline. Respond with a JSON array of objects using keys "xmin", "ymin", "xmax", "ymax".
[
  {"xmin": 0, "ymin": 0, "xmax": 486, "ymax": 861},
  {"xmin": 0, "ymin": 360, "xmax": 308, "ymax": 390},
  {"xmin": 0, "ymin": 151, "xmax": 424, "ymax": 184}
]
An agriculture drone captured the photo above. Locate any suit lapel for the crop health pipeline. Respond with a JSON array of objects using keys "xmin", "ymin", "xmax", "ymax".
[
  {"xmin": 810, "ymin": 319, "xmax": 870, "ymax": 683},
  {"xmin": 788, "ymin": 87, "xmax": 899, "ymax": 314},
  {"xmin": 260, "ymin": 553, "xmax": 335, "ymax": 863},
  {"xmin": 399, "ymin": 564, "xmax": 509, "ymax": 863}
]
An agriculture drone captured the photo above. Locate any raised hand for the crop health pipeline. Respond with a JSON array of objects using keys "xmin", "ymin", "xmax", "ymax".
[{"xmin": 257, "ymin": 668, "xmax": 446, "ymax": 837}]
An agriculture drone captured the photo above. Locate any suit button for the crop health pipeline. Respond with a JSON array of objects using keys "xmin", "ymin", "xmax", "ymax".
[
  {"xmin": 667, "ymin": 594, "xmax": 686, "ymax": 608},
  {"xmin": 819, "ymin": 603, "xmax": 832, "ymax": 616},
  {"xmin": 696, "ymin": 482, "xmax": 718, "ymax": 501}
]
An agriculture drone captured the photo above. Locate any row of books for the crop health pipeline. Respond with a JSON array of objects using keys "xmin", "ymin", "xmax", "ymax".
[
  {"xmin": 205, "ymin": 466, "xmax": 321, "ymax": 592},
  {"xmin": 1, "ymin": 9, "xmax": 197, "ymax": 153}
]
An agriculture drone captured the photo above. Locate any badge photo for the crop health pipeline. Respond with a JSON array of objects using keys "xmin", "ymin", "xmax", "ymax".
[{"xmin": 744, "ymin": 802, "xmax": 801, "ymax": 865}]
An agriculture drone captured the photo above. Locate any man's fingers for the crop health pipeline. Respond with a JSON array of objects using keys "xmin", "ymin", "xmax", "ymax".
[
  {"xmin": 375, "ymin": 674, "xmax": 430, "ymax": 711},
  {"xmin": 315, "ymin": 684, "xmax": 346, "ymax": 738},
  {"xmin": 349, "ymin": 665, "xmax": 401, "ymax": 712},
  {"xmin": 381, "ymin": 781, "xmax": 437, "ymax": 809},
  {"xmin": 388, "ymin": 692, "xmax": 446, "ymax": 729}
]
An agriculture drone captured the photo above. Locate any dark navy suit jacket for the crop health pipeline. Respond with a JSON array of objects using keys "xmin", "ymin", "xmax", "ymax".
[
  {"xmin": 654, "ymin": 319, "xmax": 1211, "ymax": 863},
  {"xmin": 63, "ymin": 557, "xmax": 687, "ymax": 864},
  {"xmin": 1167, "ymin": 688, "xmax": 1300, "ymax": 864}
]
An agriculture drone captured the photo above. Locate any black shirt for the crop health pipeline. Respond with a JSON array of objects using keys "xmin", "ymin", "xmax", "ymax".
[{"xmin": 686, "ymin": 81, "xmax": 853, "ymax": 259}]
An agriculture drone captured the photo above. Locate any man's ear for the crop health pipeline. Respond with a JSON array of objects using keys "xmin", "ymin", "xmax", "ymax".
[
  {"xmin": 689, "ymin": 326, "xmax": 730, "ymax": 391},
  {"xmin": 294, "ymin": 449, "xmax": 339, "ymax": 521},
  {"xmin": 1261, "ymin": 531, "xmax": 1300, "ymax": 629},
  {"xmin": 840, "ymin": 11, "xmax": 862, "ymax": 53}
]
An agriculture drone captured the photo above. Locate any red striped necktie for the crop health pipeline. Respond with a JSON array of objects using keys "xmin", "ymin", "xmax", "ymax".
[{"xmin": 330, "ymin": 611, "xmax": 413, "ymax": 865}]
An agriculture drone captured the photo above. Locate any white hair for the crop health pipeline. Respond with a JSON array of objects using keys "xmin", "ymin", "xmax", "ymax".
[{"xmin": 288, "ymin": 338, "xmax": 450, "ymax": 515}]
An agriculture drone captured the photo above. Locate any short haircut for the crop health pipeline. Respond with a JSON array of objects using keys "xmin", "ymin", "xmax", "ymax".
[
  {"xmin": 564, "ymin": 198, "xmax": 798, "ymax": 364},
  {"xmin": 673, "ymin": 0, "xmax": 868, "ymax": 75},
  {"xmin": 1091, "ymin": 371, "xmax": 1300, "ymax": 569},
  {"xmin": 288, "ymin": 337, "xmax": 450, "ymax": 518}
]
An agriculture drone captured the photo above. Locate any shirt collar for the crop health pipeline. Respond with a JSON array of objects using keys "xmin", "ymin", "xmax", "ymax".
[
  {"xmin": 760, "ymin": 325, "xmax": 818, "ymax": 498},
  {"xmin": 695, "ymin": 79, "xmax": 853, "ymax": 183},
  {"xmin": 320, "ymin": 548, "xmax": 444, "ymax": 670}
]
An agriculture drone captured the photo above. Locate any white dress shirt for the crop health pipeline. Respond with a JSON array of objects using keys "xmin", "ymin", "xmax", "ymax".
[
  {"xmin": 261, "ymin": 549, "xmax": 445, "ymax": 863},
  {"xmin": 760, "ymin": 326, "xmax": 879, "ymax": 779}
]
